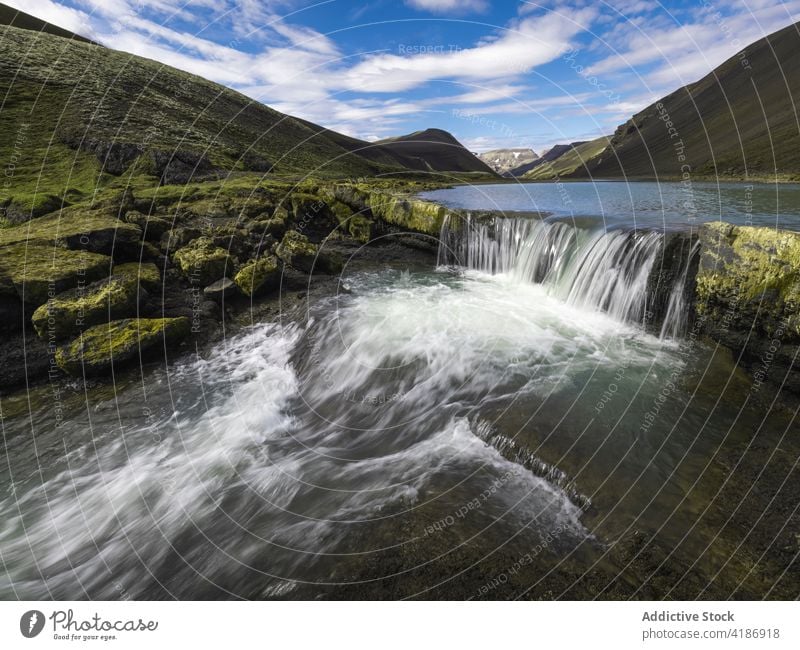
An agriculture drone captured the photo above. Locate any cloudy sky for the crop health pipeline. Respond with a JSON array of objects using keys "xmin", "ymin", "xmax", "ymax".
[{"xmin": 9, "ymin": 0, "xmax": 800, "ymax": 153}]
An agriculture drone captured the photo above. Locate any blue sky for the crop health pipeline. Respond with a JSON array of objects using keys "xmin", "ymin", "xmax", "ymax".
[{"xmin": 10, "ymin": 0, "xmax": 800, "ymax": 153}]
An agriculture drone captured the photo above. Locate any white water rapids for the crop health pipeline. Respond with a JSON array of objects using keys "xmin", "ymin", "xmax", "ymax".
[{"xmin": 0, "ymin": 215, "xmax": 700, "ymax": 598}]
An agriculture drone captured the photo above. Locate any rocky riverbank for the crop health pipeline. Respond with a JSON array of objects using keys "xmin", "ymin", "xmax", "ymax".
[
  {"xmin": 0, "ymin": 177, "xmax": 458, "ymax": 394},
  {"xmin": 2, "ymin": 175, "xmax": 799, "ymax": 398}
]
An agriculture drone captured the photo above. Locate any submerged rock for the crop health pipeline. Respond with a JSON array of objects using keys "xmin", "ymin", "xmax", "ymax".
[
  {"xmin": 55, "ymin": 317, "xmax": 190, "ymax": 375},
  {"xmin": 173, "ymin": 237, "xmax": 234, "ymax": 285},
  {"xmin": 234, "ymin": 255, "xmax": 280, "ymax": 297}
]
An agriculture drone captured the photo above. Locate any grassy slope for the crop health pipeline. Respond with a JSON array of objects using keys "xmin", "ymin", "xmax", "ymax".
[
  {"xmin": 523, "ymin": 137, "xmax": 610, "ymax": 179},
  {"xmin": 0, "ymin": 24, "xmax": 417, "ymax": 222},
  {"xmin": 583, "ymin": 21, "xmax": 800, "ymax": 179}
]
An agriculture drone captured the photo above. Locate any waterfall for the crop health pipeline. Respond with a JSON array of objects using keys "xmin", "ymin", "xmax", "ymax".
[{"xmin": 438, "ymin": 214, "xmax": 694, "ymax": 335}]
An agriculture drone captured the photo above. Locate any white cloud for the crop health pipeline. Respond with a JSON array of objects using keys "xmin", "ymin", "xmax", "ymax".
[
  {"xmin": 340, "ymin": 9, "xmax": 596, "ymax": 92},
  {"xmin": 405, "ymin": 0, "xmax": 488, "ymax": 14},
  {"xmin": 3, "ymin": 0, "xmax": 99, "ymax": 39}
]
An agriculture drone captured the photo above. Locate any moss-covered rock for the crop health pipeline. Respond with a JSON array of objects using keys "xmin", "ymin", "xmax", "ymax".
[
  {"xmin": 695, "ymin": 223, "xmax": 800, "ymax": 392},
  {"xmin": 347, "ymin": 215, "xmax": 373, "ymax": 243},
  {"xmin": 172, "ymin": 237, "xmax": 233, "ymax": 285},
  {"xmin": 368, "ymin": 193, "xmax": 448, "ymax": 235},
  {"xmin": 112, "ymin": 262, "xmax": 161, "ymax": 292},
  {"xmin": 159, "ymin": 226, "xmax": 201, "ymax": 254},
  {"xmin": 0, "ymin": 208, "xmax": 143, "ymax": 259},
  {"xmin": 696, "ymin": 223, "xmax": 800, "ymax": 335},
  {"xmin": 246, "ymin": 218, "xmax": 286, "ymax": 239},
  {"xmin": 0, "ymin": 242, "xmax": 111, "ymax": 306},
  {"xmin": 233, "ymin": 255, "xmax": 280, "ymax": 297},
  {"xmin": 275, "ymin": 230, "xmax": 317, "ymax": 272},
  {"xmin": 31, "ymin": 272, "xmax": 143, "ymax": 340},
  {"xmin": 124, "ymin": 211, "xmax": 171, "ymax": 242},
  {"xmin": 55, "ymin": 317, "xmax": 190, "ymax": 375}
]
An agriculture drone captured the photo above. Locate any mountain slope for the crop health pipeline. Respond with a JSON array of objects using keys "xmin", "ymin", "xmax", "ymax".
[
  {"xmin": 374, "ymin": 129, "xmax": 495, "ymax": 174},
  {"xmin": 477, "ymin": 148, "xmax": 538, "ymax": 175},
  {"xmin": 581, "ymin": 22, "xmax": 800, "ymax": 179},
  {"xmin": 524, "ymin": 137, "xmax": 610, "ymax": 179},
  {"xmin": 0, "ymin": 20, "xmax": 491, "ymax": 222}
]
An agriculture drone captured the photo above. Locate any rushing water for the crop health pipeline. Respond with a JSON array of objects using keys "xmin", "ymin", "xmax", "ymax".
[
  {"xmin": 420, "ymin": 181, "xmax": 800, "ymax": 230},
  {"xmin": 1, "ymin": 196, "xmax": 798, "ymax": 599}
]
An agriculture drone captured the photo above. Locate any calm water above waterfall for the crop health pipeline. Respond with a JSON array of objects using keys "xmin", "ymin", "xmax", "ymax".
[
  {"xmin": 420, "ymin": 181, "xmax": 800, "ymax": 230},
  {"xmin": 1, "ymin": 193, "xmax": 798, "ymax": 599}
]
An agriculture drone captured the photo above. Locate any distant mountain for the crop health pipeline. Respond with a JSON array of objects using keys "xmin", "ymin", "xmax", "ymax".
[
  {"xmin": 477, "ymin": 148, "xmax": 538, "ymax": 175},
  {"xmin": 524, "ymin": 137, "xmax": 610, "ymax": 179},
  {"xmin": 579, "ymin": 21, "xmax": 800, "ymax": 179},
  {"xmin": 374, "ymin": 129, "xmax": 496, "ymax": 174}
]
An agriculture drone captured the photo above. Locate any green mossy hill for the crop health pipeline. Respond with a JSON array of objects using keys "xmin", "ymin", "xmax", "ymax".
[
  {"xmin": 696, "ymin": 223, "xmax": 800, "ymax": 336},
  {"xmin": 580, "ymin": 22, "xmax": 800, "ymax": 179},
  {"xmin": 55, "ymin": 317, "xmax": 190, "ymax": 376},
  {"xmin": 0, "ymin": 207, "xmax": 143, "ymax": 259},
  {"xmin": 0, "ymin": 24, "xmax": 407, "ymax": 214},
  {"xmin": 0, "ymin": 242, "xmax": 110, "ymax": 306},
  {"xmin": 31, "ymin": 272, "xmax": 141, "ymax": 340},
  {"xmin": 173, "ymin": 237, "xmax": 234, "ymax": 285},
  {"xmin": 234, "ymin": 255, "xmax": 280, "ymax": 297}
]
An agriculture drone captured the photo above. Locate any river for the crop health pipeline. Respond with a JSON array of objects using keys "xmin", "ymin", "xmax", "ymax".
[{"xmin": 1, "ymin": 182, "xmax": 798, "ymax": 599}]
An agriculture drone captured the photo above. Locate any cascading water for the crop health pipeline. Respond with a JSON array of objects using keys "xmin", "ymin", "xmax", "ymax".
[{"xmin": 438, "ymin": 214, "xmax": 695, "ymax": 336}]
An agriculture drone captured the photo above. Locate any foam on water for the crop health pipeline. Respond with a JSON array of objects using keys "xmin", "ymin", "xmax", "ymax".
[{"xmin": 3, "ymin": 271, "xmax": 631, "ymax": 597}]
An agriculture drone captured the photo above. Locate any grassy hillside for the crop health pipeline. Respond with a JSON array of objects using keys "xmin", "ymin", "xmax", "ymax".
[
  {"xmin": 524, "ymin": 137, "xmax": 610, "ymax": 179},
  {"xmin": 0, "ymin": 21, "xmax": 496, "ymax": 224},
  {"xmin": 374, "ymin": 129, "xmax": 495, "ymax": 174},
  {"xmin": 582, "ymin": 22, "xmax": 800, "ymax": 180}
]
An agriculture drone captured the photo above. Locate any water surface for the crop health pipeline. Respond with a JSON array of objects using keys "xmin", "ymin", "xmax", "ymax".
[{"xmin": 420, "ymin": 181, "xmax": 800, "ymax": 230}]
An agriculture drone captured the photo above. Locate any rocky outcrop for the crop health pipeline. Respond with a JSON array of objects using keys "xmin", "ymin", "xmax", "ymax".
[
  {"xmin": 234, "ymin": 255, "xmax": 280, "ymax": 297},
  {"xmin": 173, "ymin": 237, "xmax": 234, "ymax": 285},
  {"xmin": 0, "ymin": 243, "xmax": 111, "ymax": 307},
  {"xmin": 0, "ymin": 208, "xmax": 144, "ymax": 260},
  {"xmin": 695, "ymin": 223, "xmax": 800, "ymax": 393},
  {"xmin": 31, "ymin": 272, "xmax": 141, "ymax": 340},
  {"xmin": 276, "ymin": 230, "xmax": 341, "ymax": 274},
  {"xmin": 55, "ymin": 317, "xmax": 190, "ymax": 375},
  {"xmin": 30, "ymin": 262, "xmax": 160, "ymax": 339}
]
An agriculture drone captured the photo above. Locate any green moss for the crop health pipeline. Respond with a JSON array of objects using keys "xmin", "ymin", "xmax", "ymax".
[
  {"xmin": 55, "ymin": 316, "xmax": 190, "ymax": 375},
  {"xmin": 172, "ymin": 236, "xmax": 233, "ymax": 285},
  {"xmin": 275, "ymin": 230, "xmax": 318, "ymax": 272},
  {"xmin": 363, "ymin": 191, "xmax": 448, "ymax": 235},
  {"xmin": 696, "ymin": 223, "xmax": 800, "ymax": 336},
  {"xmin": 124, "ymin": 211, "xmax": 171, "ymax": 241},
  {"xmin": 234, "ymin": 255, "xmax": 280, "ymax": 297},
  {"xmin": 31, "ymin": 273, "xmax": 141, "ymax": 339},
  {"xmin": 0, "ymin": 242, "xmax": 111, "ymax": 306}
]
